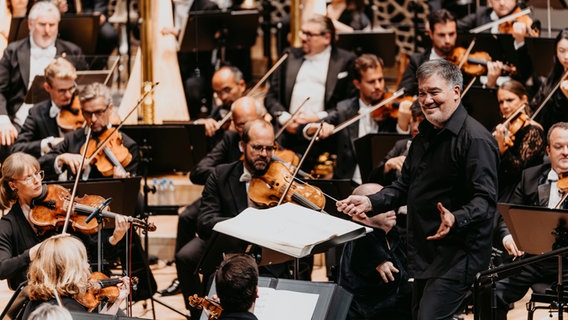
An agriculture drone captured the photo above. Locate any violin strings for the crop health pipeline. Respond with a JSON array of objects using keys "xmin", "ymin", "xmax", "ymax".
[{"xmin": 292, "ymin": 176, "xmax": 340, "ymax": 203}]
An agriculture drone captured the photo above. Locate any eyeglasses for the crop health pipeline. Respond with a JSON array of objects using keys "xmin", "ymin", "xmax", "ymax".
[
  {"xmin": 300, "ymin": 30, "xmax": 326, "ymax": 38},
  {"xmin": 248, "ymin": 144, "xmax": 276, "ymax": 153},
  {"xmin": 14, "ymin": 170, "xmax": 44, "ymax": 184},
  {"xmin": 82, "ymin": 104, "xmax": 110, "ymax": 118}
]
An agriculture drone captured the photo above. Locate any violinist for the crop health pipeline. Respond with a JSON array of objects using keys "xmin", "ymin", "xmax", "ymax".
[
  {"xmin": 302, "ymin": 54, "xmax": 411, "ymax": 184},
  {"xmin": 0, "ymin": 152, "xmax": 128, "ymax": 292},
  {"xmin": 530, "ymin": 29, "xmax": 568, "ymax": 134},
  {"xmin": 21, "ymin": 235, "xmax": 130, "ymax": 319},
  {"xmin": 38, "ymin": 82, "xmax": 139, "ymax": 181},
  {"xmin": 493, "ymin": 80, "xmax": 544, "ymax": 201},
  {"xmin": 482, "ymin": 122, "xmax": 568, "ymax": 320},
  {"xmin": 12, "ymin": 57, "xmax": 80, "ymax": 158}
]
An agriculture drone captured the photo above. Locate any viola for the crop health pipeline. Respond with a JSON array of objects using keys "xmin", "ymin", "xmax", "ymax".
[
  {"xmin": 497, "ymin": 7, "xmax": 540, "ymax": 37},
  {"xmin": 57, "ymin": 95, "xmax": 85, "ymax": 132},
  {"xmin": 188, "ymin": 294, "xmax": 223, "ymax": 320},
  {"xmin": 77, "ymin": 272, "xmax": 137, "ymax": 312},
  {"xmin": 447, "ymin": 47, "xmax": 517, "ymax": 76},
  {"xmin": 29, "ymin": 184, "xmax": 156, "ymax": 235},
  {"xmin": 82, "ymin": 128, "xmax": 132, "ymax": 177},
  {"xmin": 249, "ymin": 161, "xmax": 326, "ymax": 211}
]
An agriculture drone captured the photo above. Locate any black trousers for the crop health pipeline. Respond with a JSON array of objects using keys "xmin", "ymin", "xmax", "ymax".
[{"xmin": 412, "ymin": 277, "xmax": 470, "ymax": 320}]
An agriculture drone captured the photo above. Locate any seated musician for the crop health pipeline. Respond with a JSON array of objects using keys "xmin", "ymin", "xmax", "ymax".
[
  {"xmin": 28, "ymin": 302, "xmax": 73, "ymax": 320},
  {"xmin": 38, "ymin": 82, "xmax": 139, "ymax": 181},
  {"xmin": 480, "ymin": 122, "xmax": 568, "ymax": 319},
  {"xmin": 12, "ymin": 57, "xmax": 80, "ymax": 157},
  {"xmin": 0, "ymin": 1, "xmax": 86, "ymax": 151},
  {"xmin": 301, "ymin": 53, "xmax": 410, "ymax": 184},
  {"xmin": 0, "ymin": 152, "xmax": 129, "ymax": 292},
  {"xmin": 338, "ymin": 183, "xmax": 411, "ymax": 320},
  {"xmin": 22, "ymin": 235, "xmax": 130, "ymax": 319}
]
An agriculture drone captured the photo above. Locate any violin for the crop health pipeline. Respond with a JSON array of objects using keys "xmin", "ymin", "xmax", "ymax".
[
  {"xmin": 249, "ymin": 161, "xmax": 325, "ymax": 211},
  {"xmin": 497, "ymin": 7, "xmax": 540, "ymax": 37},
  {"xmin": 447, "ymin": 47, "xmax": 517, "ymax": 76},
  {"xmin": 57, "ymin": 95, "xmax": 85, "ymax": 132},
  {"xmin": 188, "ymin": 294, "xmax": 223, "ymax": 320},
  {"xmin": 77, "ymin": 272, "xmax": 137, "ymax": 312},
  {"xmin": 370, "ymin": 91, "xmax": 414, "ymax": 120},
  {"xmin": 82, "ymin": 128, "xmax": 132, "ymax": 177},
  {"xmin": 29, "ymin": 184, "xmax": 156, "ymax": 235}
]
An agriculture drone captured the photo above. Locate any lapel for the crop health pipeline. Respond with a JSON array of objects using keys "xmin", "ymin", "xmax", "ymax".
[
  {"xmin": 325, "ymin": 48, "xmax": 340, "ymax": 104},
  {"xmin": 42, "ymin": 102, "xmax": 60, "ymax": 137},
  {"xmin": 537, "ymin": 167, "xmax": 552, "ymax": 207},
  {"xmin": 285, "ymin": 50, "xmax": 304, "ymax": 106},
  {"xmin": 346, "ymin": 99, "xmax": 360, "ymax": 152},
  {"xmin": 17, "ymin": 40, "xmax": 31, "ymax": 89},
  {"xmin": 229, "ymin": 162, "xmax": 249, "ymax": 215}
]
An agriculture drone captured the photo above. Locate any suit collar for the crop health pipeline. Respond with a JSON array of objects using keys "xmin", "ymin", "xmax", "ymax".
[{"xmin": 18, "ymin": 40, "xmax": 31, "ymax": 89}]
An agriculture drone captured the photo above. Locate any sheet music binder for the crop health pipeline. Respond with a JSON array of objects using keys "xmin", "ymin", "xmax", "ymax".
[
  {"xmin": 498, "ymin": 203, "xmax": 568, "ymax": 255},
  {"xmin": 199, "ymin": 276, "xmax": 352, "ymax": 320}
]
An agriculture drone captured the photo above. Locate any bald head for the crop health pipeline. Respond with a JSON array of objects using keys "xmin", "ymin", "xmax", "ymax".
[
  {"xmin": 232, "ymin": 97, "xmax": 263, "ymax": 136},
  {"xmin": 212, "ymin": 66, "xmax": 246, "ymax": 107},
  {"xmin": 352, "ymin": 183, "xmax": 383, "ymax": 196}
]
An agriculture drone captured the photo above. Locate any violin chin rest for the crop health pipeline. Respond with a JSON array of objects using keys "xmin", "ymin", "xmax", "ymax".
[{"xmin": 30, "ymin": 185, "xmax": 48, "ymax": 208}]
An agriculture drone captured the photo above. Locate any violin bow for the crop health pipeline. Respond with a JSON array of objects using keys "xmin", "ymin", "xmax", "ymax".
[
  {"xmin": 332, "ymin": 89, "xmax": 405, "ymax": 134},
  {"xmin": 61, "ymin": 125, "xmax": 94, "ymax": 236},
  {"xmin": 85, "ymin": 82, "xmax": 159, "ymax": 164},
  {"xmin": 469, "ymin": 8, "xmax": 531, "ymax": 34},
  {"xmin": 458, "ymin": 39, "xmax": 476, "ymax": 70},
  {"xmin": 277, "ymin": 122, "xmax": 325, "ymax": 209},
  {"xmin": 531, "ymin": 70, "xmax": 568, "ymax": 120},
  {"xmin": 461, "ymin": 76, "xmax": 476, "ymax": 98},
  {"xmin": 274, "ymin": 97, "xmax": 310, "ymax": 139},
  {"xmin": 216, "ymin": 52, "xmax": 290, "ymax": 129}
]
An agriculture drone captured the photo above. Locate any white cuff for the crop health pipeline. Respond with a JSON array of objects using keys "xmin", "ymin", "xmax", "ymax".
[
  {"xmin": 40, "ymin": 137, "xmax": 55, "ymax": 156},
  {"xmin": 396, "ymin": 124, "xmax": 410, "ymax": 134},
  {"xmin": 317, "ymin": 111, "xmax": 328, "ymax": 120},
  {"xmin": 0, "ymin": 115, "xmax": 10, "ymax": 125},
  {"xmin": 278, "ymin": 112, "xmax": 292, "ymax": 126},
  {"xmin": 502, "ymin": 234, "xmax": 513, "ymax": 247}
]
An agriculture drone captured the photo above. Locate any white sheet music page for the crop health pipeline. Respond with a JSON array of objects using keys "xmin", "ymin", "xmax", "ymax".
[
  {"xmin": 253, "ymin": 287, "xmax": 319, "ymax": 320},
  {"xmin": 213, "ymin": 202, "xmax": 370, "ymax": 257}
]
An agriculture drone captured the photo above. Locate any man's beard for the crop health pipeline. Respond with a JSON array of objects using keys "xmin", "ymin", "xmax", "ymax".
[{"xmin": 248, "ymin": 157, "xmax": 270, "ymax": 176}]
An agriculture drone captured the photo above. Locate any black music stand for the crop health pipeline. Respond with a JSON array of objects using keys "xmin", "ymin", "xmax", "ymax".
[
  {"xmin": 461, "ymin": 86, "xmax": 501, "ymax": 131},
  {"xmin": 456, "ymin": 32, "xmax": 517, "ymax": 66},
  {"xmin": 8, "ymin": 14, "xmax": 100, "ymax": 54},
  {"xmin": 498, "ymin": 203, "xmax": 568, "ymax": 319},
  {"xmin": 353, "ymin": 133, "xmax": 410, "ymax": 183},
  {"xmin": 177, "ymin": 10, "xmax": 259, "ymax": 63},
  {"xmin": 525, "ymin": 36, "xmax": 556, "ymax": 77},
  {"xmin": 199, "ymin": 276, "xmax": 352, "ymax": 320},
  {"xmin": 336, "ymin": 30, "xmax": 396, "ymax": 67}
]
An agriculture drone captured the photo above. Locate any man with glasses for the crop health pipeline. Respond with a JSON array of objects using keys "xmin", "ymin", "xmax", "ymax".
[
  {"xmin": 0, "ymin": 1, "xmax": 86, "ymax": 150},
  {"xmin": 337, "ymin": 59, "xmax": 499, "ymax": 319},
  {"xmin": 264, "ymin": 14, "xmax": 355, "ymax": 169},
  {"xmin": 38, "ymin": 82, "xmax": 139, "ymax": 181},
  {"xmin": 12, "ymin": 58, "xmax": 80, "ymax": 158}
]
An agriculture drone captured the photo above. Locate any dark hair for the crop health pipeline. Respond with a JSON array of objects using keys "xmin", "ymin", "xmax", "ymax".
[
  {"xmin": 416, "ymin": 59, "xmax": 463, "ymax": 90},
  {"xmin": 411, "ymin": 100, "xmax": 424, "ymax": 119},
  {"xmin": 306, "ymin": 15, "xmax": 336, "ymax": 45},
  {"xmin": 352, "ymin": 54, "xmax": 384, "ymax": 81},
  {"xmin": 542, "ymin": 29, "xmax": 568, "ymax": 95},
  {"xmin": 427, "ymin": 9, "xmax": 456, "ymax": 31},
  {"xmin": 215, "ymin": 254, "xmax": 258, "ymax": 313},
  {"xmin": 547, "ymin": 122, "xmax": 568, "ymax": 146},
  {"xmin": 499, "ymin": 79, "xmax": 527, "ymax": 99},
  {"xmin": 241, "ymin": 119, "xmax": 273, "ymax": 144}
]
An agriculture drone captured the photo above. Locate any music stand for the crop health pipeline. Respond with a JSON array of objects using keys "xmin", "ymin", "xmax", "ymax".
[
  {"xmin": 8, "ymin": 14, "xmax": 100, "ymax": 54},
  {"xmin": 461, "ymin": 86, "xmax": 501, "ymax": 131},
  {"xmin": 525, "ymin": 36, "xmax": 556, "ymax": 77},
  {"xmin": 456, "ymin": 33, "xmax": 517, "ymax": 65},
  {"xmin": 336, "ymin": 30, "xmax": 396, "ymax": 67},
  {"xmin": 353, "ymin": 133, "xmax": 410, "ymax": 183},
  {"xmin": 178, "ymin": 10, "xmax": 259, "ymax": 53}
]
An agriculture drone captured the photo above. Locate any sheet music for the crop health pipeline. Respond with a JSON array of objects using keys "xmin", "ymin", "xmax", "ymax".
[
  {"xmin": 254, "ymin": 287, "xmax": 319, "ymax": 320},
  {"xmin": 213, "ymin": 203, "xmax": 370, "ymax": 257}
]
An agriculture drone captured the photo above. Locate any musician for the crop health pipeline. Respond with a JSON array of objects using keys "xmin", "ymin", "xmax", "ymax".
[
  {"xmin": 38, "ymin": 82, "xmax": 139, "ymax": 181},
  {"xmin": 12, "ymin": 57, "xmax": 78, "ymax": 157},
  {"xmin": 0, "ymin": 1, "xmax": 85, "ymax": 147},
  {"xmin": 484, "ymin": 122, "xmax": 568, "ymax": 320},
  {"xmin": 530, "ymin": 29, "xmax": 568, "ymax": 135},
  {"xmin": 28, "ymin": 303, "xmax": 73, "ymax": 320},
  {"xmin": 166, "ymin": 97, "xmax": 263, "ymax": 300},
  {"xmin": 337, "ymin": 59, "xmax": 499, "ymax": 319},
  {"xmin": 0, "ymin": 152, "xmax": 128, "ymax": 291},
  {"xmin": 338, "ymin": 183, "xmax": 411, "ymax": 320},
  {"xmin": 301, "ymin": 54, "xmax": 411, "ymax": 184},
  {"xmin": 264, "ymin": 14, "xmax": 356, "ymax": 167},
  {"xmin": 493, "ymin": 80, "xmax": 544, "ymax": 202},
  {"xmin": 21, "ymin": 235, "xmax": 130, "ymax": 319},
  {"xmin": 214, "ymin": 254, "xmax": 260, "ymax": 320}
]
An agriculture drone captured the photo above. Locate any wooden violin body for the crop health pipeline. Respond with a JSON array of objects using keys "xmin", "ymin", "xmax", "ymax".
[
  {"xmin": 447, "ymin": 47, "xmax": 517, "ymax": 76},
  {"xmin": 77, "ymin": 272, "xmax": 137, "ymax": 312},
  {"xmin": 249, "ymin": 161, "xmax": 325, "ymax": 211},
  {"xmin": 189, "ymin": 294, "xmax": 222, "ymax": 320},
  {"xmin": 370, "ymin": 92, "xmax": 414, "ymax": 120},
  {"xmin": 57, "ymin": 95, "xmax": 85, "ymax": 132},
  {"xmin": 83, "ymin": 129, "xmax": 132, "ymax": 176},
  {"xmin": 497, "ymin": 7, "xmax": 540, "ymax": 37}
]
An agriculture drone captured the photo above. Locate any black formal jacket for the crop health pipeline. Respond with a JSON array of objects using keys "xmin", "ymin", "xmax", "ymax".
[
  {"xmin": 190, "ymin": 130, "xmax": 242, "ymax": 185},
  {"xmin": 368, "ymin": 138, "xmax": 411, "ymax": 185},
  {"xmin": 368, "ymin": 105, "xmax": 499, "ymax": 282},
  {"xmin": 11, "ymin": 99, "xmax": 61, "ymax": 157},
  {"xmin": 39, "ymin": 127, "xmax": 139, "ymax": 181},
  {"xmin": 0, "ymin": 38, "xmax": 85, "ymax": 121},
  {"xmin": 218, "ymin": 311, "xmax": 258, "ymax": 320}
]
